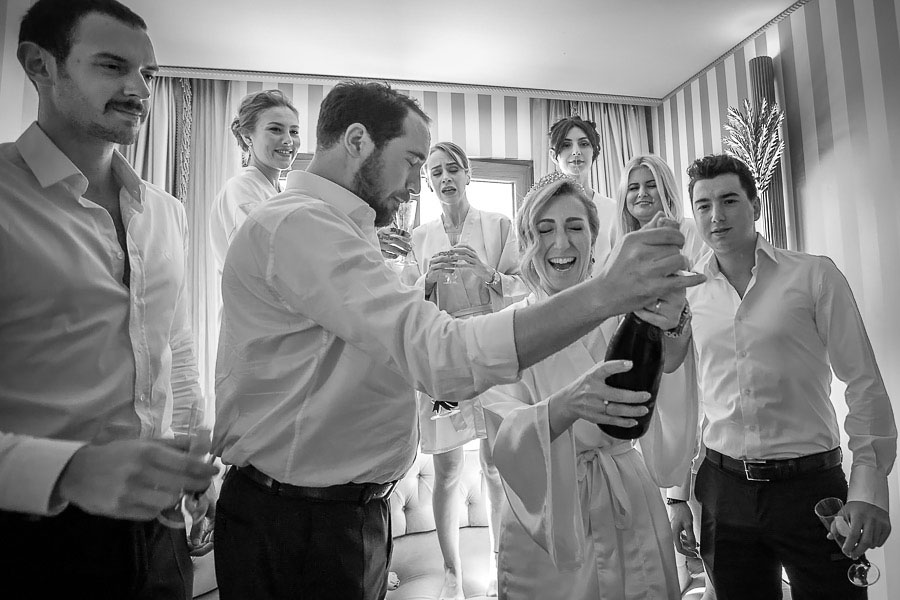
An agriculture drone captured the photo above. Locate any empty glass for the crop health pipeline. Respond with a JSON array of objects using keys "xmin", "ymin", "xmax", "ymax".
[{"xmin": 813, "ymin": 497, "xmax": 881, "ymax": 587}]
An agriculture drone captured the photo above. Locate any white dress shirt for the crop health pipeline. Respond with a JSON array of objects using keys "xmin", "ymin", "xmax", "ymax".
[
  {"xmin": 0, "ymin": 123, "xmax": 202, "ymax": 515},
  {"xmin": 213, "ymin": 170, "xmax": 520, "ymax": 486},
  {"xmin": 688, "ymin": 234, "xmax": 896, "ymax": 510}
]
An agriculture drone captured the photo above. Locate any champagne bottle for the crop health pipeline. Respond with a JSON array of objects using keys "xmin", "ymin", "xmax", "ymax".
[{"xmin": 600, "ymin": 313, "xmax": 663, "ymax": 439}]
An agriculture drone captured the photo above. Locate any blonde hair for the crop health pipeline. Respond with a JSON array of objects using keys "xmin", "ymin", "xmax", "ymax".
[
  {"xmin": 610, "ymin": 154, "xmax": 683, "ymax": 247},
  {"xmin": 516, "ymin": 175, "xmax": 599, "ymax": 295}
]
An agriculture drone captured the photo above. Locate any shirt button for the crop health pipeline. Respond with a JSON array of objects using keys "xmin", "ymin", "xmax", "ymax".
[
  {"xmin": 743, "ymin": 389, "xmax": 751, "ymax": 396},
  {"xmin": 738, "ymin": 351, "xmax": 747, "ymax": 358},
  {"xmin": 139, "ymin": 393, "xmax": 146, "ymax": 402},
  {"xmin": 116, "ymin": 251, "xmax": 125, "ymax": 260}
]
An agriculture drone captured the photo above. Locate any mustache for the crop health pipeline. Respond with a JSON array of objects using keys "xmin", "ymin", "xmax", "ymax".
[{"xmin": 106, "ymin": 100, "xmax": 147, "ymax": 116}]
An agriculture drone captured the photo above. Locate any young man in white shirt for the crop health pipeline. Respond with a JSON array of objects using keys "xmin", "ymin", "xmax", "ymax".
[
  {"xmin": 0, "ymin": 1, "xmax": 217, "ymax": 597},
  {"xmin": 212, "ymin": 80, "xmax": 705, "ymax": 599},
  {"xmin": 668, "ymin": 154, "xmax": 896, "ymax": 599}
]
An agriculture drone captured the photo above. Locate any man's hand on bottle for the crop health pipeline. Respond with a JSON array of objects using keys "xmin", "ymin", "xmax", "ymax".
[{"xmin": 597, "ymin": 213, "xmax": 705, "ymax": 325}]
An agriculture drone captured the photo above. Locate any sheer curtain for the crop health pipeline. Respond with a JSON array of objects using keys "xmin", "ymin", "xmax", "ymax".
[
  {"xmin": 184, "ymin": 79, "xmax": 243, "ymax": 410},
  {"xmin": 530, "ymin": 99, "xmax": 651, "ymax": 197}
]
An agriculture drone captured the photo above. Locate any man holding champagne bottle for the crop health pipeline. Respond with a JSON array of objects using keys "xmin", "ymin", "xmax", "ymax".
[{"xmin": 667, "ymin": 154, "xmax": 896, "ymax": 599}]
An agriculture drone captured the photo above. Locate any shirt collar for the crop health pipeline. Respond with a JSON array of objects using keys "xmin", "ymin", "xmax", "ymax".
[
  {"xmin": 284, "ymin": 169, "xmax": 376, "ymax": 229},
  {"xmin": 700, "ymin": 233, "xmax": 777, "ymax": 278},
  {"xmin": 16, "ymin": 122, "xmax": 147, "ymax": 208},
  {"xmin": 16, "ymin": 122, "xmax": 87, "ymax": 196}
]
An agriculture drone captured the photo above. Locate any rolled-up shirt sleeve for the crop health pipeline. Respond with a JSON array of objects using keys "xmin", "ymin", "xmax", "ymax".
[{"xmin": 262, "ymin": 203, "xmax": 520, "ymax": 401}]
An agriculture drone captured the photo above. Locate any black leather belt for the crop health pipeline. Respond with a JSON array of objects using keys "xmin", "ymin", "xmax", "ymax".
[
  {"xmin": 235, "ymin": 465, "xmax": 397, "ymax": 504},
  {"xmin": 705, "ymin": 448, "xmax": 842, "ymax": 482}
]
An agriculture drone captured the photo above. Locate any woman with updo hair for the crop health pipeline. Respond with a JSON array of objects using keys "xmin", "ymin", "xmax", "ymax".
[
  {"xmin": 547, "ymin": 116, "xmax": 616, "ymax": 274},
  {"xmin": 209, "ymin": 89, "xmax": 300, "ymax": 272}
]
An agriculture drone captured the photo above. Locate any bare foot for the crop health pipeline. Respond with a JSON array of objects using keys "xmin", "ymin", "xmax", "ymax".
[
  {"xmin": 438, "ymin": 567, "xmax": 465, "ymax": 600},
  {"xmin": 387, "ymin": 571, "xmax": 400, "ymax": 591}
]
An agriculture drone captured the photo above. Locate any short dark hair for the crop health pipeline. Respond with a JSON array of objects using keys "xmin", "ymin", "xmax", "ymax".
[
  {"xmin": 315, "ymin": 82, "xmax": 430, "ymax": 151},
  {"xmin": 19, "ymin": 0, "xmax": 147, "ymax": 63},
  {"xmin": 687, "ymin": 154, "xmax": 758, "ymax": 201},
  {"xmin": 549, "ymin": 116, "xmax": 601, "ymax": 162}
]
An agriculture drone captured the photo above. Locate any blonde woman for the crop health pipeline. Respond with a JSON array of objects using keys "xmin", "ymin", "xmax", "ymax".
[{"xmin": 481, "ymin": 173, "xmax": 696, "ymax": 599}]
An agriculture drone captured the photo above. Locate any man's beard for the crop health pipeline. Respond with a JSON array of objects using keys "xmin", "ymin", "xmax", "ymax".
[{"xmin": 352, "ymin": 148, "xmax": 397, "ymax": 228}]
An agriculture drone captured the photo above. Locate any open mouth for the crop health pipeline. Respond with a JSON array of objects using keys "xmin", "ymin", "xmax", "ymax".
[
  {"xmin": 274, "ymin": 148, "xmax": 294, "ymax": 158},
  {"xmin": 548, "ymin": 257, "xmax": 577, "ymax": 271},
  {"xmin": 440, "ymin": 186, "xmax": 457, "ymax": 195}
]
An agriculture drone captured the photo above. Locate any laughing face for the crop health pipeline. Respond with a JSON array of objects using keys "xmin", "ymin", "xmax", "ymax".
[
  {"xmin": 425, "ymin": 148, "xmax": 469, "ymax": 206},
  {"xmin": 550, "ymin": 126, "xmax": 595, "ymax": 179},
  {"xmin": 691, "ymin": 173, "xmax": 760, "ymax": 255},
  {"xmin": 531, "ymin": 193, "xmax": 594, "ymax": 295},
  {"xmin": 245, "ymin": 106, "xmax": 300, "ymax": 175}
]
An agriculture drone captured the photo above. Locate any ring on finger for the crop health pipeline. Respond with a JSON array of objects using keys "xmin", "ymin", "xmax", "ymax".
[{"xmin": 654, "ymin": 299, "xmax": 662, "ymax": 312}]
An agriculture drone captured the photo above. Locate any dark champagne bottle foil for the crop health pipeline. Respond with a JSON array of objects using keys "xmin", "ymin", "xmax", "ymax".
[{"xmin": 600, "ymin": 313, "xmax": 664, "ymax": 439}]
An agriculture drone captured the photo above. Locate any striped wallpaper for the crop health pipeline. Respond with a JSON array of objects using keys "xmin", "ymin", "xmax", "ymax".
[
  {"xmin": 652, "ymin": 2, "xmax": 900, "ymax": 598},
  {"xmin": 238, "ymin": 79, "xmax": 533, "ymax": 160}
]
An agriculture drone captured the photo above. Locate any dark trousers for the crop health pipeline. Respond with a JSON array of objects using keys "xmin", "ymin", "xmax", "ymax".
[
  {"xmin": 695, "ymin": 459, "xmax": 866, "ymax": 600},
  {"xmin": 216, "ymin": 467, "xmax": 393, "ymax": 600},
  {"xmin": 0, "ymin": 506, "xmax": 192, "ymax": 600}
]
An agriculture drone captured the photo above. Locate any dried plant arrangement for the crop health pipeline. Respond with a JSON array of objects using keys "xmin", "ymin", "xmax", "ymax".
[{"xmin": 722, "ymin": 98, "xmax": 785, "ymax": 195}]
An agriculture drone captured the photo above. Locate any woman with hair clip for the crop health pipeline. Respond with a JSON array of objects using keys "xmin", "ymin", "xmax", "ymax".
[
  {"xmin": 402, "ymin": 141, "xmax": 528, "ymax": 599},
  {"xmin": 209, "ymin": 89, "xmax": 300, "ymax": 273},
  {"xmin": 480, "ymin": 173, "xmax": 696, "ymax": 600},
  {"xmin": 548, "ymin": 115, "xmax": 616, "ymax": 274}
]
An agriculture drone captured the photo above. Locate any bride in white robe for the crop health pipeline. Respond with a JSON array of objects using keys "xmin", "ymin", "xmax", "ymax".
[{"xmin": 481, "ymin": 173, "xmax": 697, "ymax": 600}]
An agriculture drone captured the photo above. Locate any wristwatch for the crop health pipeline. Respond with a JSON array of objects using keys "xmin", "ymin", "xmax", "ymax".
[
  {"xmin": 664, "ymin": 304, "xmax": 692, "ymax": 338},
  {"xmin": 484, "ymin": 269, "xmax": 501, "ymax": 287},
  {"xmin": 665, "ymin": 497, "xmax": 688, "ymax": 505}
]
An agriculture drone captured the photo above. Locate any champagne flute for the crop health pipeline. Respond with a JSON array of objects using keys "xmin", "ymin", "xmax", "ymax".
[
  {"xmin": 813, "ymin": 497, "xmax": 881, "ymax": 587},
  {"xmin": 391, "ymin": 199, "xmax": 418, "ymax": 267},
  {"xmin": 157, "ymin": 404, "xmax": 212, "ymax": 529}
]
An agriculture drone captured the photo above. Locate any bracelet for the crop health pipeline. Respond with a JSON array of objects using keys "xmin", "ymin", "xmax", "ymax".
[
  {"xmin": 484, "ymin": 269, "xmax": 501, "ymax": 287},
  {"xmin": 664, "ymin": 304, "xmax": 692, "ymax": 338},
  {"xmin": 665, "ymin": 497, "xmax": 688, "ymax": 505}
]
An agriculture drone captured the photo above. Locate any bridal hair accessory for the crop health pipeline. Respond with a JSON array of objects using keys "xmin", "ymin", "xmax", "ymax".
[{"xmin": 527, "ymin": 171, "xmax": 587, "ymax": 196}]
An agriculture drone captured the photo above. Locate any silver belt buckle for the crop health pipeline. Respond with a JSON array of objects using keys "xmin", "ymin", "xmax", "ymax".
[{"xmin": 743, "ymin": 460, "xmax": 771, "ymax": 481}]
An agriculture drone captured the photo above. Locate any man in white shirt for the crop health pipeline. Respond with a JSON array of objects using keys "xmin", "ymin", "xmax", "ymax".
[
  {"xmin": 0, "ymin": 1, "xmax": 217, "ymax": 598},
  {"xmin": 212, "ymin": 81, "xmax": 706, "ymax": 599},
  {"xmin": 667, "ymin": 154, "xmax": 896, "ymax": 599}
]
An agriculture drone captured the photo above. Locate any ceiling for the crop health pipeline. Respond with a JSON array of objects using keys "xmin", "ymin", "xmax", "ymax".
[{"xmin": 129, "ymin": 0, "xmax": 798, "ymax": 100}]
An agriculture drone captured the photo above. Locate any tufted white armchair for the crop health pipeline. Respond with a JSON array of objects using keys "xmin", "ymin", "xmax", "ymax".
[{"xmin": 386, "ymin": 444, "xmax": 493, "ymax": 599}]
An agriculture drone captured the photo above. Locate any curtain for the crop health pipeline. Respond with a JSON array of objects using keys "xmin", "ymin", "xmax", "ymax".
[
  {"xmin": 530, "ymin": 99, "xmax": 651, "ymax": 198},
  {"xmin": 183, "ymin": 79, "xmax": 243, "ymax": 413}
]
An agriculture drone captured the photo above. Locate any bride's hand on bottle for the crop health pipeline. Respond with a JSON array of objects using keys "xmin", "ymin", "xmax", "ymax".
[{"xmin": 546, "ymin": 359, "xmax": 650, "ymax": 441}]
